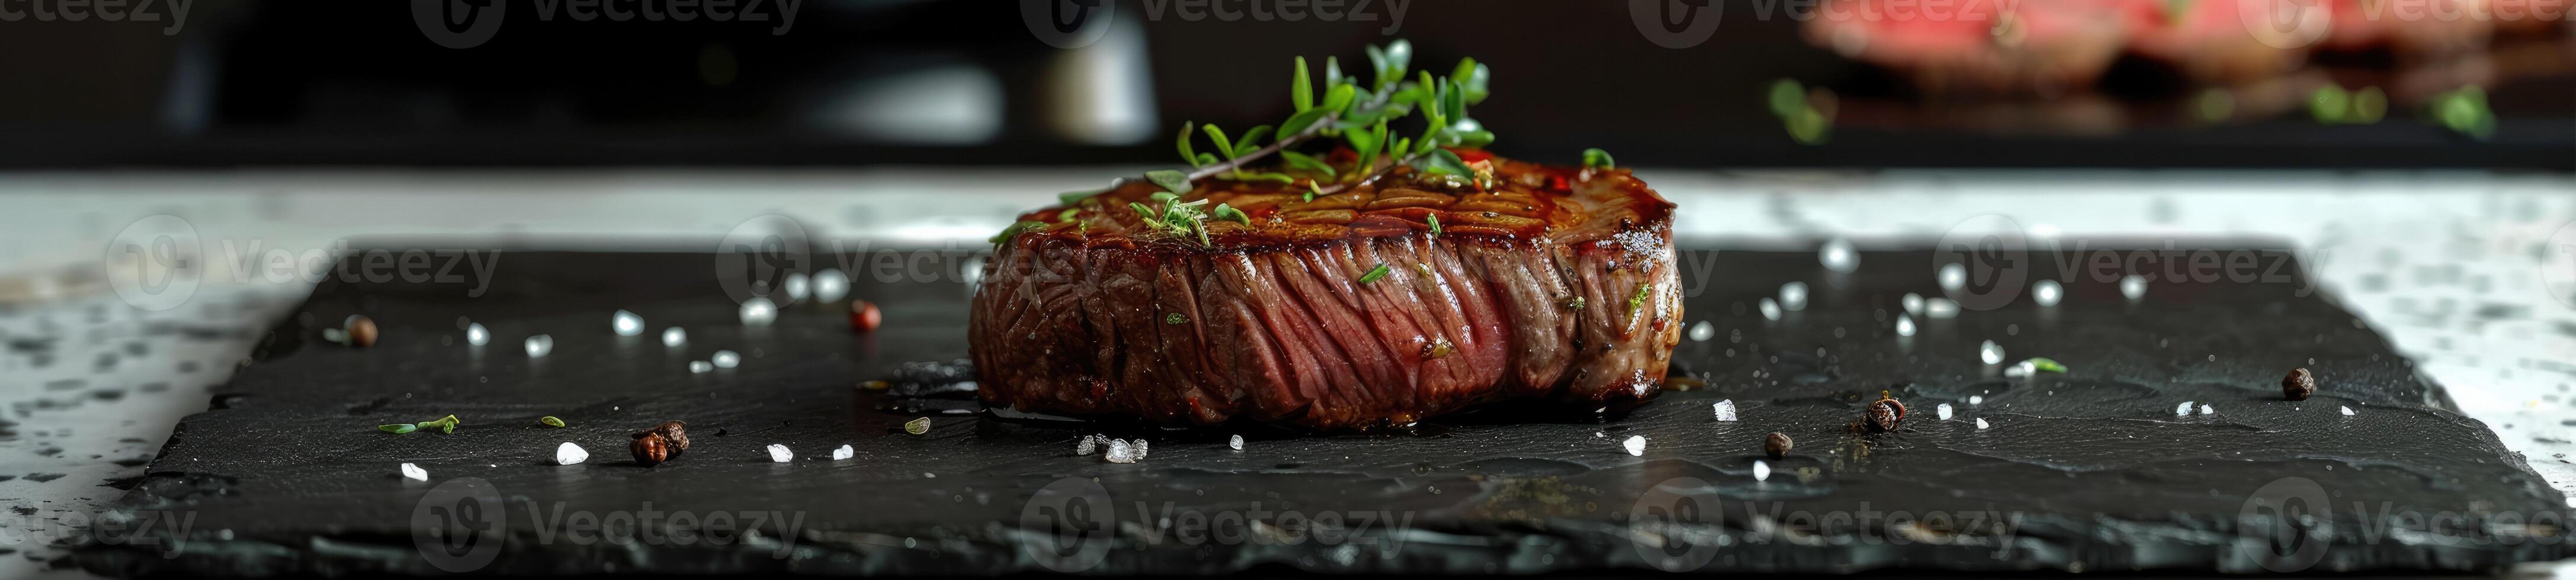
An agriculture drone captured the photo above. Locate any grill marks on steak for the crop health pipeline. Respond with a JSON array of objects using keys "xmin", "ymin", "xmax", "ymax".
[{"xmin": 970, "ymin": 156, "xmax": 1680, "ymax": 429}]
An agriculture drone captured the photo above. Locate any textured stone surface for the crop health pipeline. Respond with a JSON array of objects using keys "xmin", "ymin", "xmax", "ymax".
[{"xmin": 72, "ymin": 247, "xmax": 2574, "ymax": 576}]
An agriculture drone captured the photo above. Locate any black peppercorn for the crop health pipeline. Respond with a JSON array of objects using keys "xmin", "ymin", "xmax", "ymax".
[
  {"xmin": 345, "ymin": 316, "xmax": 378, "ymax": 348},
  {"xmin": 2283, "ymin": 368, "xmax": 2316, "ymax": 401},
  {"xmin": 1863, "ymin": 391, "xmax": 1906, "ymax": 433},
  {"xmin": 647, "ymin": 420, "xmax": 691, "ymax": 453},
  {"xmin": 630, "ymin": 433, "xmax": 672, "ymax": 466},
  {"xmin": 1764, "ymin": 432, "xmax": 1794, "ymax": 458}
]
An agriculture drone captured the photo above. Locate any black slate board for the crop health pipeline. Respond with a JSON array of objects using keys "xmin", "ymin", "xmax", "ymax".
[{"xmin": 74, "ymin": 243, "xmax": 2574, "ymax": 577}]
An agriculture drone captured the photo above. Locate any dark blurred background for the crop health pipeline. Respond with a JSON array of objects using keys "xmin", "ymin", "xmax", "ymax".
[{"xmin": 0, "ymin": 0, "xmax": 2568, "ymax": 169}]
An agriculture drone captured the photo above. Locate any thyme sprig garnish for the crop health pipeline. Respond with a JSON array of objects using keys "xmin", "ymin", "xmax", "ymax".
[
  {"xmin": 1169, "ymin": 40, "xmax": 1494, "ymax": 198},
  {"xmin": 1018, "ymin": 40, "xmax": 1599, "ymax": 251}
]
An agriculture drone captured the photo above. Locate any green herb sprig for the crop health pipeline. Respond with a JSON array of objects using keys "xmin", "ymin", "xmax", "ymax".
[
  {"xmin": 1358, "ymin": 263, "xmax": 1391, "ymax": 284},
  {"xmin": 381, "ymin": 414, "xmax": 463, "ymax": 434},
  {"xmin": 1163, "ymin": 40, "xmax": 1497, "ymax": 199}
]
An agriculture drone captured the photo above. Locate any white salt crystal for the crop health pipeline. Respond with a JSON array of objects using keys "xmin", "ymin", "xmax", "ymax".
[
  {"xmin": 612, "ymin": 310, "xmax": 644, "ymax": 336},
  {"xmin": 813, "ymin": 269, "xmax": 851, "ymax": 302},
  {"xmin": 2005, "ymin": 360, "xmax": 2036, "ymax": 377},
  {"xmin": 784, "ymin": 272, "xmax": 811, "ymax": 301},
  {"xmin": 766, "ymin": 444, "xmax": 792, "ymax": 462},
  {"xmin": 1979, "ymin": 340, "xmax": 2004, "ymax": 365},
  {"xmin": 524, "ymin": 334, "xmax": 553, "ymax": 357},
  {"xmin": 1937, "ymin": 403, "xmax": 1955, "ymax": 420},
  {"xmin": 1688, "ymin": 321, "xmax": 1716, "ymax": 342},
  {"xmin": 712, "ymin": 350, "xmax": 740, "ymax": 369},
  {"xmin": 1105, "ymin": 439, "xmax": 1135, "ymax": 463},
  {"xmin": 1133, "ymin": 440, "xmax": 1149, "ymax": 459},
  {"xmin": 399, "ymin": 463, "xmax": 428, "ymax": 481},
  {"xmin": 661, "ymin": 327, "xmax": 686, "ymax": 347},
  {"xmin": 689, "ymin": 360, "xmax": 713, "ymax": 373},
  {"xmin": 1937, "ymin": 263, "xmax": 1967, "ymax": 292},
  {"xmin": 1622, "ymin": 436, "xmax": 1646, "ymax": 456},
  {"xmin": 1819, "ymin": 237, "xmax": 1859, "ymax": 273},
  {"xmin": 1779, "ymin": 282, "xmax": 1810, "ymax": 311},
  {"xmin": 1925, "ymin": 298, "xmax": 1961, "ymax": 319},
  {"xmin": 1076, "ymin": 435, "xmax": 1098, "ymax": 456},
  {"xmin": 1895, "ymin": 314, "xmax": 1916, "ymax": 337},
  {"xmin": 831, "ymin": 444, "xmax": 854, "ymax": 460},
  {"xmin": 2033, "ymin": 279, "xmax": 2064, "ymax": 307},
  {"xmin": 465, "ymin": 323, "xmax": 489, "ymax": 346},
  {"xmin": 2200, "ymin": 404, "xmax": 2216, "ymax": 415},
  {"xmin": 1229, "ymin": 434, "xmax": 1244, "ymax": 450},
  {"xmin": 1712, "ymin": 399, "xmax": 1738, "ymax": 421},
  {"xmin": 1751, "ymin": 460, "xmax": 1772, "ymax": 482},
  {"xmin": 2121, "ymin": 275, "xmax": 2149, "ymax": 300},
  {"xmin": 1901, "ymin": 293, "xmax": 1926, "ymax": 315},
  {"xmin": 2176, "ymin": 401, "xmax": 2195, "ymax": 417},
  {"xmin": 1969, "ymin": 395, "xmax": 1983, "ymax": 405},
  {"xmin": 2340, "ymin": 405, "xmax": 2356, "ymax": 416},
  {"xmin": 555, "ymin": 442, "xmax": 588, "ymax": 465},
  {"xmin": 1759, "ymin": 298, "xmax": 1782, "ymax": 321},
  {"xmin": 1975, "ymin": 417, "xmax": 1990, "ymax": 429},
  {"xmin": 739, "ymin": 297, "xmax": 778, "ymax": 327}
]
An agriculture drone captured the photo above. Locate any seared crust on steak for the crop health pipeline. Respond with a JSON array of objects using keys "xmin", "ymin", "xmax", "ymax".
[{"xmin": 968, "ymin": 152, "xmax": 1680, "ymax": 430}]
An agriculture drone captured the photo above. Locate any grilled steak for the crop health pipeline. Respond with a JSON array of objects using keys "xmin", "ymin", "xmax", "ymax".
[{"xmin": 968, "ymin": 152, "xmax": 1681, "ymax": 429}]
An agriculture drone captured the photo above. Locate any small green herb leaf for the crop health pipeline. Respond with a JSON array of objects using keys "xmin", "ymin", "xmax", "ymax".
[
  {"xmin": 1358, "ymin": 263, "xmax": 1391, "ymax": 284},
  {"xmin": 1450, "ymin": 58, "xmax": 1490, "ymax": 105},
  {"xmin": 1382, "ymin": 40, "xmax": 1413, "ymax": 87},
  {"xmin": 1427, "ymin": 214, "xmax": 1442, "ymax": 237},
  {"xmin": 1292, "ymin": 56, "xmax": 1314, "ymax": 112},
  {"xmin": 1628, "ymin": 283, "xmax": 1655, "ymax": 318},
  {"xmin": 1057, "ymin": 208, "xmax": 1080, "ymax": 222},
  {"xmin": 1279, "ymin": 150, "xmax": 1337, "ymax": 178},
  {"xmin": 378, "ymin": 424, "xmax": 418, "ymax": 434},
  {"xmin": 1767, "ymin": 79, "xmax": 1807, "ymax": 119},
  {"xmin": 1212, "ymin": 203, "xmax": 1250, "ymax": 225},
  {"xmin": 1060, "ymin": 188, "xmax": 1108, "ymax": 206},
  {"xmin": 2309, "ymin": 85, "xmax": 2350, "ymax": 124},
  {"xmin": 540, "ymin": 415, "xmax": 567, "ymax": 428},
  {"xmin": 1562, "ymin": 296, "xmax": 1586, "ymax": 310},
  {"xmin": 1304, "ymin": 181, "xmax": 1322, "ymax": 202},
  {"xmin": 1418, "ymin": 148, "xmax": 1474, "ymax": 177},
  {"xmin": 1278, "ymin": 109, "xmax": 1331, "ymax": 143},
  {"xmin": 1177, "ymin": 121, "xmax": 1200, "ymax": 166},
  {"xmin": 1165, "ymin": 312, "xmax": 1189, "ymax": 325},
  {"xmin": 1582, "ymin": 148, "xmax": 1616, "ymax": 169},
  {"xmin": 2025, "ymin": 357, "xmax": 2069, "ymax": 373},
  {"xmin": 1203, "ymin": 124, "xmax": 1238, "ymax": 159},
  {"xmin": 1324, "ymin": 56, "xmax": 1344, "ymax": 89},
  {"xmin": 2163, "ymin": 0, "xmax": 2196, "ymax": 22},
  {"xmin": 1146, "ymin": 170, "xmax": 1192, "ymax": 194},
  {"xmin": 989, "ymin": 220, "xmax": 1049, "ymax": 245},
  {"xmin": 1233, "ymin": 125, "xmax": 1271, "ymax": 155},
  {"xmin": 1322, "ymin": 83, "xmax": 1357, "ymax": 114}
]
